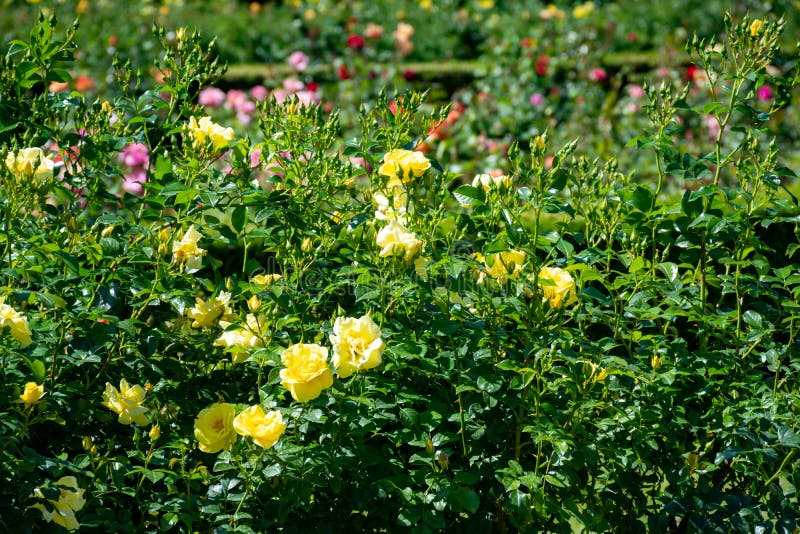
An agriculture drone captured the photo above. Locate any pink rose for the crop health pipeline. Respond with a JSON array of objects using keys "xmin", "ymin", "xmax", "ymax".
[
  {"xmin": 198, "ymin": 87, "xmax": 226, "ymax": 108},
  {"xmin": 287, "ymin": 51, "xmax": 309, "ymax": 72}
]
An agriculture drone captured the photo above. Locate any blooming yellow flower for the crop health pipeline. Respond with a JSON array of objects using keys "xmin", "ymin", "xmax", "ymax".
[
  {"xmin": 186, "ymin": 116, "xmax": 234, "ymax": 152},
  {"xmin": 538, "ymin": 266, "xmax": 577, "ymax": 309},
  {"xmin": 30, "ymin": 476, "xmax": 85, "ymax": 531},
  {"xmin": 172, "ymin": 225, "xmax": 206, "ymax": 273},
  {"xmin": 214, "ymin": 314, "xmax": 265, "ymax": 364},
  {"xmin": 749, "ymin": 19, "xmax": 763, "ymax": 37},
  {"xmin": 376, "ymin": 220, "xmax": 423, "ymax": 263},
  {"xmin": 0, "ymin": 297, "xmax": 32, "ymax": 346},
  {"xmin": 484, "ymin": 250, "xmax": 526, "ymax": 282},
  {"xmin": 539, "ymin": 4, "xmax": 566, "ymax": 20},
  {"xmin": 330, "ymin": 315, "xmax": 385, "ymax": 378},
  {"xmin": 20, "ymin": 382, "xmax": 44, "ymax": 405},
  {"xmin": 194, "ymin": 402, "xmax": 237, "ymax": 453},
  {"xmin": 573, "ymin": 2, "xmax": 594, "ymax": 19},
  {"xmin": 101, "ymin": 379, "xmax": 150, "ymax": 426},
  {"xmin": 233, "ymin": 405, "xmax": 286, "ymax": 449},
  {"xmin": 251, "ymin": 273, "xmax": 282, "ymax": 286},
  {"xmin": 279, "ymin": 343, "xmax": 334, "ymax": 402},
  {"xmin": 5, "ymin": 147, "xmax": 54, "ymax": 184},
  {"xmin": 378, "ymin": 149, "xmax": 430, "ymax": 186},
  {"xmin": 472, "ymin": 173, "xmax": 511, "ymax": 192},
  {"xmin": 186, "ymin": 292, "xmax": 233, "ymax": 328},
  {"xmin": 373, "ymin": 186, "xmax": 410, "ymax": 223}
]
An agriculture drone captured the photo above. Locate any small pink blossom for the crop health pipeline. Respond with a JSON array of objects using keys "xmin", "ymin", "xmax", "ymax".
[
  {"xmin": 589, "ymin": 68, "xmax": 608, "ymax": 83},
  {"xmin": 756, "ymin": 85, "xmax": 774, "ymax": 101},
  {"xmin": 529, "ymin": 92, "xmax": 545, "ymax": 106},
  {"xmin": 198, "ymin": 87, "xmax": 226, "ymax": 108},
  {"xmin": 282, "ymin": 78, "xmax": 305, "ymax": 93},
  {"xmin": 288, "ymin": 51, "xmax": 309, "ymax": 72},
  {"xmin": 120, "ymin": 142, "xmax": 150, "ymax": 168},
  {"xmin": 250, "ymin": 85, "xmax": 268, "ymax": 102},
  {"xmin": 627, "ymin": 84, "xmax": 646, "ymax": 100}
]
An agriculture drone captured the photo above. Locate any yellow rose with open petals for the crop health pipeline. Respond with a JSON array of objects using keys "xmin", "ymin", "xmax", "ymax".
[
  {"xmin": 102, "ymin": 379, "xmax": 150, "ymax": 426},
  {"xmin": 378, "ymin": 149, "xmax": 430, "ymax": 186},
  {"xmin": 187, "ymin": 116, "xmax": 234, "ymax": 151},
  {"xmin": 30, "ymin": 476, "xmax": 85, "ymax": 531},
  {"xmin": 233, "ymin": 405, "xmax": 286, "ymax": 449},
  {"xmin": 330, "ymin": 315, "xmax": 385, "ymax": 378},
  {"xmin": 376, "ymin": 220, "xmax": 422, "ymax": 263},
  {"xmin": 187, "ymin": 292, "xmax": 233, "ymax": 328},
  {"xmin": 0, "ymin": 296, "xmax": 32, "ymax": 346},
  {"xmin": 194, "ymin": 402, "xmax": 237, "ymax": 453},
  {"xmin": 5, "ymin": 147, "xmax": 54, "ymax": 184},
  {"xmin": 172, "ymin": 225, "xmax": 206, "ymax": 273},
  {"xmin": 538, "ymin": 266, "xmax": 578, "ymax": 309},
  {"xmin": 279, "ymin": 343, "xmax": 334, "ymax": 402},
  {"xmin": 484, "ymin": 250, "xmax": 526, "ymax": 282}
]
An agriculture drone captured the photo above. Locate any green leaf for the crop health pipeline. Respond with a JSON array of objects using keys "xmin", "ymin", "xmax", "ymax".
[
  {"xmin": 231, "ymin": 205, "xmax": 247, "ymax": 234},
  {"xmin": 453, "ymin": 185, "xmax": 485, "ymax": 207}
]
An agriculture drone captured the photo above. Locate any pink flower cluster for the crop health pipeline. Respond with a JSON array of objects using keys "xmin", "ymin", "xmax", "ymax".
[
  {"xmin": 198, "ymin": 80, "xmax": 320, "ymax": 124},
  {"xmin": 120, "ymin": 142, "xmax": 149, "ymax": 196}
]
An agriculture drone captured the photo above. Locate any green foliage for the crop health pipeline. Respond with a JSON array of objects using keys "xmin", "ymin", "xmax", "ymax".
[{"xmin": 1, "ymin": 10, "xmax": 799, "ymax": 534}]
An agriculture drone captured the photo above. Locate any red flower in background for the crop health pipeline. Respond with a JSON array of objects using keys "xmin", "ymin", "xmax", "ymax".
[
  {"xmin": 347, "ymin": 34, "xmax": 366, "ymax": 50},
  {"xmin": 338, "ymin": 65, "xmax": 351, "ymax": 80},
  {"xmin": 536, "ymin": 55, "xmax": 549, "ymax": 76}
]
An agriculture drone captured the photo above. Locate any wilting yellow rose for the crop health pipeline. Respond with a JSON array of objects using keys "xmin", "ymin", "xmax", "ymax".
[
  {"xmin": 749, "ymin": 19, "xmax": 763, "ymax": 37},
  {"xmin": 484, "ymin": 250, "xmax": 526, "ymax": 282},
  {"xmin": 472, "ymin": 173, "xmax": 511, "ymax": 192},
  {"xmin": 330, "ymin": 315, "xmax": 385, "ymax": 378},
  {"xmin": 5, "ymin": 147, "xmax": 54, "ymax": 184},
  {"xmin": 0, "ymin": 296, "xmax": 32, "ymax": 346},
  {"xmin": 378, "ymin": 149, "xmax": 430, "ymax": 186},
  {"xmin": 376, "ymin": 220, "xmax": 422, "ymax": 263},
  {"xmin": 538, "ymin": 266, "xmax": 577, "ymax": 309},
  {"xmin": 373, "ymin": 186, "xmax": 410, "ymax": 223},
  {"xmin": 233, "ymin": 405, "xmax": 286, "ymax": 449},
  {"xmin": 30, "ymin": 476, "xmax": 85, "ymax": 531},
  {"xmin": 194, "ymin": 402, "xmax": 237, "ymax": 453},
  {"xmin": 279, "ymin": 343, "xmax": 334, "ymax": 402},
  {"xmin": 102, "ymin": 379, "xmax": 150, "ymax": 426},
  {"xmin": 214, "ymin": 314, "xmax": 265, "ymax": 364},
  {"xmin": 172, "ymin": 225, "xmax": 206, "ymax": 273},
  {"xmin": 20, "ymin": 382, "xmax": 44, "ymax": 405},
  {"xmin": 186, "ymin": 116, "xmax": 234, "ymax": 151},
  {"xmin": 186, "ymin": 292, "xmax": 233, "ymax": 328}
]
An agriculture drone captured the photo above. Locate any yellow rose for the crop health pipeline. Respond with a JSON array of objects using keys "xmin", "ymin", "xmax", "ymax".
[
  {"xmin": 573, "ymin": 2, "xmax": 594, "ymax": 18},
  {"xmin": 194, "ymin": 402, "xmax": 237, "ymax": 453},
  {"xmin": 251, "ymin": 273, "xmax": 282, "ymax": 286},
  {"xmin": 0, "ymin": 297, "xmax": 32, "ymax": 346},
  {"xmin": 20, "ymin": 382, "xmax": 44, "ymax": 405},
  {"xmin": 172, "ymin": 225, "xmax": 206, "ymax": 273},
  {"xmin": 330, "ymin": 315, "xmax": 385, "ymax": 378},
  {"xmin": 378, "ymin": 149, "xmax": 430, "ymax": 186},
  {"xmin": 5, "ymin": 147, "xmax": 54, "ymax": 184},
  {"xmin": 484, "ymin": 250, "xmax": 526, "ymax": 282},
  {"xmin": 215, "ymin": 314, "xmax": 265, "ymax": 364},
  {"xmin": 373, "ymin": 186, "xmax": 410, "ymax": 223},
  {"xmin": 538, "ymin": 266, "xmax": 578, "ymax": 309},
  {"xmin": 376, "ymin": 220, "xmax": 423, "ymax": 263},
  {"xmin": 749, "ymin": 19, "xmax": 763, "ymax": 37},
  {"xmin": 539, "ymin": 4, "xmax": 566, "ymax": 20},
  {"xmin": 471, "ymin": 173, "xmax": 511, "ymax": 192},
  {"xmin": 279, "ymin": 343, "xmax": 334, "ymax": 402},
  {"xmin": 233, "ymin": 405, "xmax": 286, "ymax": 449},
  {"xmin": 30, "ymin": 476, "xmax": 85, "ymax": 531},
  {"xmin": 186, "ymin": 292, "xmax": 233, "ymax": 328},
  {"xmin": 101, "ymin": 379, "xmax": 150, "ymax": 426},
  {"xmin": 186, "ymin": 116, "xmax": 234, "ymax": 151}
]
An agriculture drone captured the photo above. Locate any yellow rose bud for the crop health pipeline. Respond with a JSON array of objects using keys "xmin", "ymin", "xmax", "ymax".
[
  {"xmin": 301, "ymin": 237, "xmax": 313, "ymax": 253},
  {"xmin": 148, "ymin": 424, "xmax": 161, "ymax": 441},
  {"xmin": 194, "ymin": 402, "xmax": 237, "ymax": 453},
  {"xmin": 651, "ymin": 354, "xmax": 662, "ymax": 370},
  {"xmin": 101, "ymin": 225, "xmax": 115, "ymax": 238},
  {"xmin": 247, "ymin": 295, "xmax": 261, "ymax": 313},
  {"xmin": 20, "ymin": 382, "xmax": 44, "ymax": 405},
  {"xmin": 82, "ymin": 437, "xmax": 93, "ymax": 452},
  {"xmin": 749, "ymin": 19, "xmax": 763, "ymax": 37},
  {"xmin": 279, "ymin": 343, "xmax": 334, "ymax": 402}
]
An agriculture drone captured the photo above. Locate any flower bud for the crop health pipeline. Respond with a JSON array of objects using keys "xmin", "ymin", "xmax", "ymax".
[
  {"xmin": 301, "ymin": 237, "xmax": 313, "ymax": 253},
  {"xmin": 651, "ymin": 354, "xmax": 662, "ymax": 370},
  {"xmin": 247, "ymin": 295, "xmax": 261, "ymax": 313},
  {"xmin": 149, "ymin": 424, "xmax": 161, "ymax": 441}
]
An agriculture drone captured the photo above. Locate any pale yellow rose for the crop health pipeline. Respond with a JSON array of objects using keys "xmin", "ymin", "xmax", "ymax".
[
  {"xmin": 484, "ymin": 250, "xmax": 526, "ymax": 282},
  {"xmin": 471, "ymin": 173, "xmax": 511, "ymax": 192},
  {"xmin": 186, "ymin": 292, "xmax": 233, "ymax": 328},
  {"xmin": 330, "ymin": 315, "xmax": 385, "ymax": 378},
  {"xmin": 233, "ymin": 405, "xmax": 286, "ymax": 449},
  {"xmin": 378, "ymin": 149, "xmax": 430, "ymax": 186},
  {"xmin": 373, "ymin": 186, "xmax": 410, "ymax": 223},
  {"xmin": 172, "ymin": 225, "xmax": 206, "ymax": 273},
  {"xmin": 0, "ymin": 297, "xmax": 32, "ymax": 346},
  {"xmin": 573, "ymin": 1, "xmax": 594, "ymax": 18},
  {"xmin": 251, "ymin": 273, "xmax": 282, "ymax": 286},
  {"xmin": 214, "ymin": 314, "xmax": 265, "ymax": 364},
  {"xmin": 539, "ymin": 4, "xmax": 566, "ymax": 20},
  {"xmin": 20, "ymin": 382, "xmax": 44, "ymax": 405},
  {"xmin": 194, "ymin": 402, "xmax": 237, "ymax": 453},
  {"xmin": 30, "ymin": 476, "xmax": 85, "ymax": 531},
  {"xmin": 538, "ymin": 266, "xmax": 578, "ymax": 309},
  {"xmin": 279, "ymin": 343, "xmax": 334, "ymax": 402},
  {"xmin": 376, "ymin": 220, "xmax": 422, "ymax": 263},
  {"xmin": 101, "ymin": 379, "xmax": 150, "ymax": 426},
  {"xmin": 186, "ymin": 116, "xmax": 234, "ymax": 151},
  {"xmin": 5, "ymin": 147, "xmax": 54, "ymax": 184}
]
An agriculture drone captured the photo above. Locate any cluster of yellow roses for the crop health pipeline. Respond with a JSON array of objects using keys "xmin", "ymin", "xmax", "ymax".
[
  {"xmin": 194, "ymin": 314, "xmax": 384, "ymax": 453},
  {"xmin": 373, "ymin": 149, "xmax": 428, "ymax": 263},
  {"xmin": 185, "ymin": 115, "xmax": 234, "ymax": 153},
  {"xmin": 4, "ymin": 146, "xmax": 55, "ymax": 185}
]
